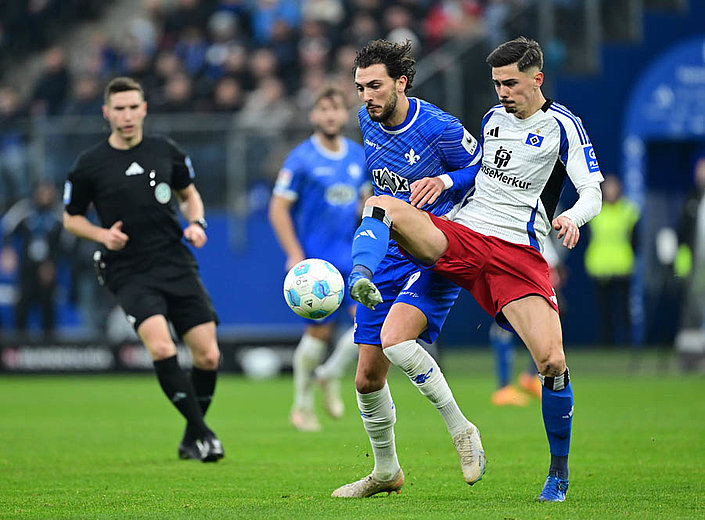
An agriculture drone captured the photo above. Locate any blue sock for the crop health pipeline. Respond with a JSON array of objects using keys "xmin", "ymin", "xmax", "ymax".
[
  {"xmin": 351, "ymin": 208, "xmax": 391, "ymax": 277},
  {"xmin": 490, "ymin": 324, "xmax": 514, "ymax": 388},
  {"xmin": 541, "ymin": 382, "xmax": 573, "ymax": 479}
]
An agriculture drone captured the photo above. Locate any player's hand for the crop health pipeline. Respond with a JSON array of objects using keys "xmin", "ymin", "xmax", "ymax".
[
  {"xmin": 103, "ymin": 221, "xmax": 129, "ymax": 251},
  {"xmin": 409, "ymin": 177, "xmax": 444, "ymax": 208},
  {"xmin": 184, "ymin": 223, "xmax": 207, "ymax": 248},
  {"xmin": 552, "ymin": 215, "xmax": 579, "ymax": 249}
]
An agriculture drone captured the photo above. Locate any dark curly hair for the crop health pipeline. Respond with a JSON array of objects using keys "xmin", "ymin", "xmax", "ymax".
[
  {"xmin": 486, "ymin": 36, "xmax": 543, "ymax": 72},
  {"xmin": 353, "ymin": 39, "xmax": 416, "ymax": 92}
]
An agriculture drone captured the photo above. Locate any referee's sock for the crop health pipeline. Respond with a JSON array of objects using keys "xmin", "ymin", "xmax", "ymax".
[
  {"xmin": 351, "ymin": 206, "xmax": 391, "ymax": 278},
  {"xmin": 154, "ymin": 355, "xmax": 210, "ymax": 440},
  {"xmin": 191, "ymin": 366, "xmax": 217, "ymax": 416}
]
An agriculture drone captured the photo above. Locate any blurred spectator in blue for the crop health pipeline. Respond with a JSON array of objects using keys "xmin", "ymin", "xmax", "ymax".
[
  {"xmin": 30, "ymin": 46, "xmax": 70, "ymax": 116},
  {"xmin": 62, "ymin": 76, "xmax": 103, "ymax": 116},
  {"xmin": 250, "ymin": 0, "xmax": 301, "ymax": 46},
  {"xmin": 175, "ymin": 25, "xmax": 208, "ymax": 77},
  {"xmin": 0, "ymin": 86, "xmax": 30, "ymax": 210},
  {"xmin": 1, "ymin": 181, "xmax": 64, "ymax": 339}
]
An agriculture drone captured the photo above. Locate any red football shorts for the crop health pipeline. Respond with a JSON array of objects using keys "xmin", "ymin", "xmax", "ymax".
[{"xmin": 428, "ymin": 214, "xmax": 559, "ymax": 324}]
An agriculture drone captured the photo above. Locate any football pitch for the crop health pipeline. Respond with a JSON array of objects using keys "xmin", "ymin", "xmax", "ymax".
[{"xmin": 1, "ymin": 349, "xmax": 703, "ymax": 519}]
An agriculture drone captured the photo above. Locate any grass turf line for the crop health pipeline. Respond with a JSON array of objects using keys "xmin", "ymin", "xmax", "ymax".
[{"xmin": 0, "ymin": 349, "xmax": 703, "ymax": 519}]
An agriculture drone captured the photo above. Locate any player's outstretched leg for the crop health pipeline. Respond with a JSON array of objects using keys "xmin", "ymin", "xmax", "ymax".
[
  {"xmin": 332, "ymin": 382, "xmax": 403, "ymax": 497},
  {"xmin": 291, "ymin": 333, "xmax": 326, "ymax": 431},
  {"xmin": 348, "ymin": 206, "xmax": 392, "ymax": 310},
  {"xmin": 537, "ymin": 369, "xmax": 572, "ymax": 502},
  {"xmin": 314, "ymin": 325, "xmax": 357, "ymax": 419},
  {"xmin": 384, "ymin": 340, "xmax": 486, "ymax": 484}
]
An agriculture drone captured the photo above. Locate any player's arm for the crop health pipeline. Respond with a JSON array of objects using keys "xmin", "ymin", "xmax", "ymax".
[
  {"xmin": 552, "ymin": 114, "xmax": 604, "ymax": 249},
  {"xmin": 268, "ymin": 193, "xmax": 305, "ymax": 271},
  {"xmin": 176, "ymin": 183, "xmax": 207, "ymax": 248},
  {"xmin": 63, "ymin": 212, "xmax": 129, "ymax": 251},
  {"xmin": 63, "ymin": 162, "xmax": 129, "ymax": 251},
  {"xmin": 409, "ymin": 123, "xmax": 482, "ymax": 208}
]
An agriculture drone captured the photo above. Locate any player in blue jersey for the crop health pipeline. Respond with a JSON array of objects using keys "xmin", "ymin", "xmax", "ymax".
[
  {"xmin": 339, "ymin": 37, "xmax": 603, "ymax": 502},
  {"xmin": 331, "ymin": 40, "xmax": 486, "ymax": 498},
  {"xmin": 269, "ymin": 86, "xmax": 370, "ymax": 432}
]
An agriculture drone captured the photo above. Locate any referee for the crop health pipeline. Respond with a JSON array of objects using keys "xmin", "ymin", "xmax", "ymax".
[{"xmin": 63, "ymin": 77, "xmax": 224, "ymax": 462}]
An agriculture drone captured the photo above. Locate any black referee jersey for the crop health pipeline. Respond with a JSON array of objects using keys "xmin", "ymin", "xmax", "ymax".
[{"xmin": 64, "ymin": 135, "xmax": 199, "ymax": 285}]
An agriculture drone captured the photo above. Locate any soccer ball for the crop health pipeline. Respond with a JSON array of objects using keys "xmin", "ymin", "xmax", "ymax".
[{"xmin": 283, "ymin": 258, "xmax": 345, "ymax": 320}]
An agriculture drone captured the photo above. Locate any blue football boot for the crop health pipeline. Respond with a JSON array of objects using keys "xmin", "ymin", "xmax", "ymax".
[{"xmin": 537, "ymin": 474, "xmax": 569, "ymax": 502}]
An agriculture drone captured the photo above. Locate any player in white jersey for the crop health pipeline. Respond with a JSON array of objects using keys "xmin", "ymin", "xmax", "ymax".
[{"xmin": 346, "ymin": 37, "xmax": 603, "ymax": 502}]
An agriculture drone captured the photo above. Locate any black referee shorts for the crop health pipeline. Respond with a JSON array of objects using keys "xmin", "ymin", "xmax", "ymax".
[{"xmin": 113, "ymin": 271, "xmax": 218, "ymax": 338}]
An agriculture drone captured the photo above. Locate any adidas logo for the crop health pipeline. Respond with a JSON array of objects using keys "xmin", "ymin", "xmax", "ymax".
[
  {"xmin": 125, "ymin": 162, "xmax": 145, "ymax": 176},
  {"xmin": 355, "ymin": 230, "xmax": 377, "ymax": 240}
]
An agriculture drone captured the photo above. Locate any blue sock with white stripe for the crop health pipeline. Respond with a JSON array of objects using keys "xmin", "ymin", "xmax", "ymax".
[
  {"xmin": 351, "ymin": 206, "xmax": 391, "ymax": 279},
  {"xmin": 541, "ymin": 370, "xmax": 573, "ymax": 479}
]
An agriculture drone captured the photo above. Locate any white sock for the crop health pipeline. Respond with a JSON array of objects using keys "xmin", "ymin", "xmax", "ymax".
[
  {"xmin": 384, "ymin": 340, "xmax": 469, "ymax": 437},
  {"xmin": 315, "ymin": 326, "xmax": 357, "ymax": 380},
  {"xmin": 292, "ymin": 334, "xmax": 326, "ymax": 411},
  {"xmin": 357, "ymin": 382, "xmax": 400, "ymax": 481}
]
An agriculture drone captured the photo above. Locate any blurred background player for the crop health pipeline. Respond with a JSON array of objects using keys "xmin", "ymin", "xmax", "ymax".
[
  {"xmin": 63, "ymin": 77, "xmax": 223, "ymax": 462},
  {"xmin": 332, "ymin": 40, "xmax": 485, "ymax": 498},
  {"xmin": 269, "ymin": 85, "xmax": 369, "ymax": 432}
]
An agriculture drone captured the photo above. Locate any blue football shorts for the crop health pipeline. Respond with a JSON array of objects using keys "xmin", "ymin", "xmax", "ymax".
[{"xmin": 353, "ymin": 252, "xmax": 461, "ymax": 345}]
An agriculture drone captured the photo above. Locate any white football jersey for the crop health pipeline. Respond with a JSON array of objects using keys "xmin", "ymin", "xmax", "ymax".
[{"xmin": 453, "ymin": 100, "xmax": 603, "ymax": 250}]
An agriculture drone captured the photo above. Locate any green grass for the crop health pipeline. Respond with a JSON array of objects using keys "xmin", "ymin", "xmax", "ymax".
[{"xmin": 1, "ymin": 349, "xmax": 704, "ymax": 519}]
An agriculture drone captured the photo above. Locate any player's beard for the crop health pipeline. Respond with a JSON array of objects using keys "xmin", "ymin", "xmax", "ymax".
[{"xmin": 367, "ymin": 90, "xmax": 397, "ymax": 123}]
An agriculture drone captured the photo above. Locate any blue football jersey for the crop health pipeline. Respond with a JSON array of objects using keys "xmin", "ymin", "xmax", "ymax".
[
  {"xmin": 359, "ymin": 97, "xmax": 481, "ymax": 258},
  {"xmin": 273, "ymin": 135, "xmax": 368, "ymax": 268},
  {"xmin": 360, "ymin": 97, "xmax": 481, "ymax": 212}
]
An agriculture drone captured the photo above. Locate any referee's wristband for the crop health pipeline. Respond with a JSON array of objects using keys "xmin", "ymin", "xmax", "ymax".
[{"xmin": 191, "ymin": 218, "xmax": 207, "ymax": 230}]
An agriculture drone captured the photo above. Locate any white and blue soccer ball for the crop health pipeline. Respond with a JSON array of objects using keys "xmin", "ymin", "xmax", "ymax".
[{"xmin": 283, "ymin": 258, "xmax": 344, "ymax": 320}]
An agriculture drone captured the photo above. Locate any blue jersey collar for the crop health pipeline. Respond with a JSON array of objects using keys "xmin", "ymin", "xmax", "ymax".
[{"xmin": 379, "ymin": 97, "xmax": 420, "ymax": 135}]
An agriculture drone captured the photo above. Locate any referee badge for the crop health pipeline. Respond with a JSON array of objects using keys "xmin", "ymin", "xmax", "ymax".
[{"xmin": 154, "ymin": 182, "xmax": 172, "ymax": 204}]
